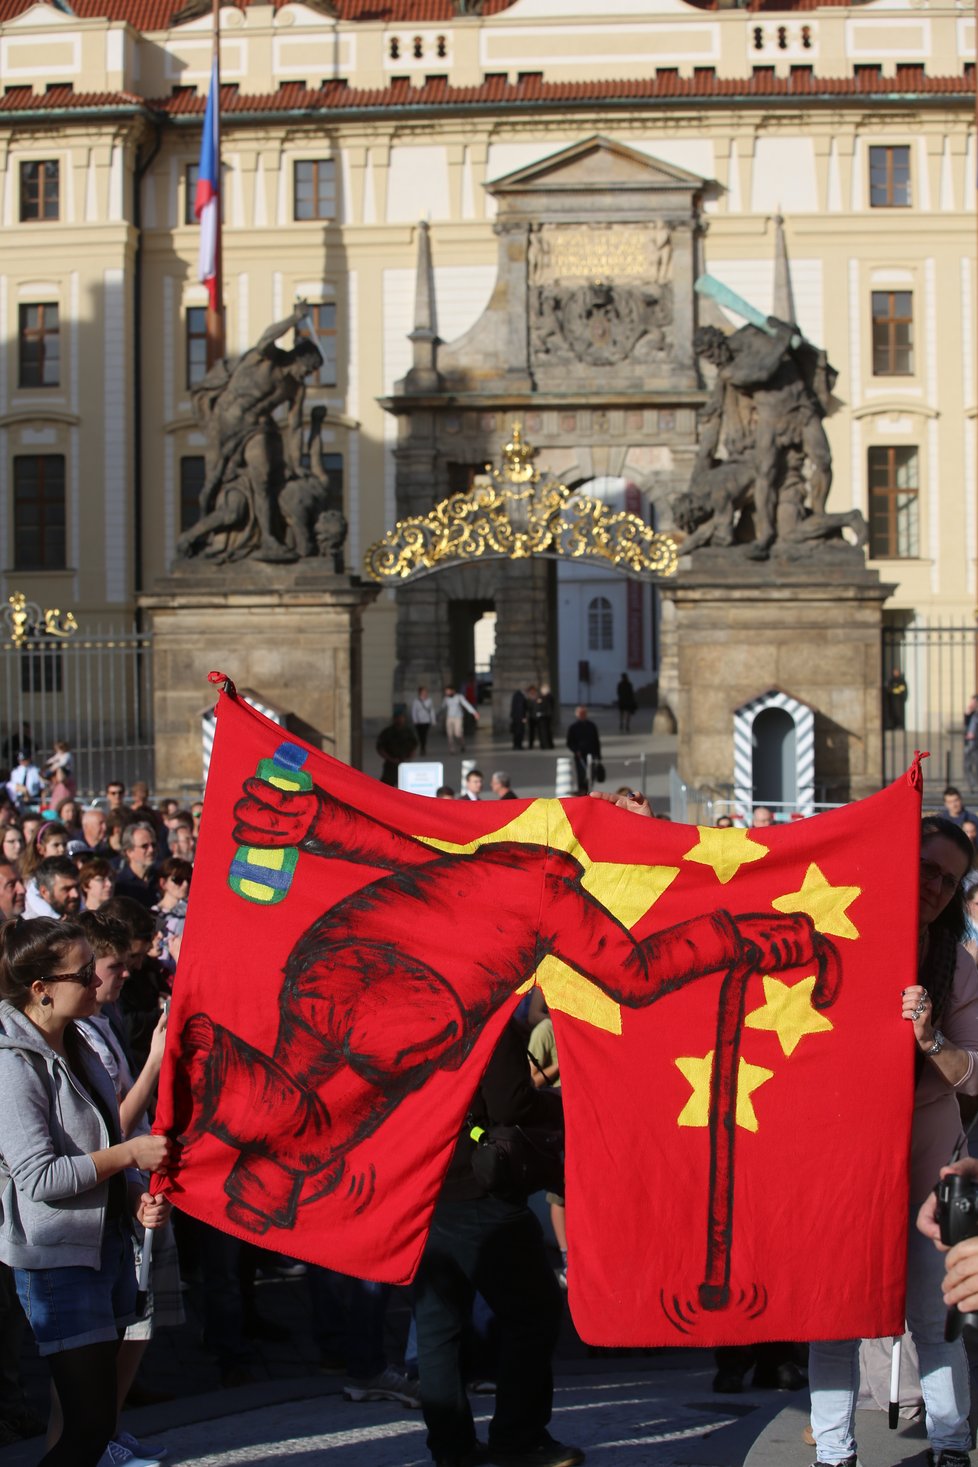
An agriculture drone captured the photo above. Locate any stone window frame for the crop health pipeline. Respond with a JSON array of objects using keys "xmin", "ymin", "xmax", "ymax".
[
  {"xmin": 868, "ymin": 144, "xmax": 911, "ymax": 209},
  {"xmin": 185, "ymin": 306, "xmax": 208, "ymax": 389},
  {"xmin": 870, "ymin": 290, "xmax": 914, "ymax": 376},
  {"xmin": 19, "ymin": 159, "xmax": 60, "ymax": 222},
  {"xmin": 296, "ymin": 300, "xmax": 339, "ymax": 388},
  {"xmin": 867, "ymin": 444, "xmax": 920, "ymax": 559},
  {"xmin": 179, "ymin": 454, "xmax": 206, "ymax": 532},
  {"xmin": 293, "ymin": 158, "xmax": 337, "ymax": 222},
  {"xmin": 587, "ymin": 595, "xmax": 614, "ymax": 653},
  {"xmin": 13, "ymin": 452, "xmax": 66, "ymax": 570},
  {"xmin": 18, "ymin": 301, "xmax": 60, "ymax": 389}
]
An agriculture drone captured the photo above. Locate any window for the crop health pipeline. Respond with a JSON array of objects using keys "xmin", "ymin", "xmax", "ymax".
[
  {"xmin": 13, "ymin": 454, "xmax": 66, "ymax": 570},
  {"xmin": 299, "ymin": 446, "xmax": 344, "ymax": 499},
  {"xmin": 868, "ymin": 446, "xmax": 919, "ymax": 558},
  {"xmin": 869, "ymin": 145, "xmax": 911, "ymax": 208},
  {"xmin": 185, "ymin": 163, "xmax": 200, "ymax": 225},
  {"xmin": 587, "ymin": 596, "xmax": 613, "ymax": 652},
  {"xmin": 296, "ymin": 302, "xmax": 338, "ymax": 387},
  {"xmin": 180, "ymin": 456, "xmax": 206, "ymax": 531},
  {"xmin": 19, "ymin": 160, "xmax": 59, "ymax": 221},
  {"xmin": 186, "ymin": 307, "xmax": 208, "ymax": 388},
  {"xmin": 18, "ymin": 303, "xmax": 60, "ymax": 387},
  {"xmin": 294, "ymin": 160, "xmax": 336, "ymax": 221},
  {"xmin": 322, "ymin": 452, "xmax": 343, "ymax": 499},
  {"xmin": 871, "ymin": 291, "xmax": 913, "ymax": 375}
]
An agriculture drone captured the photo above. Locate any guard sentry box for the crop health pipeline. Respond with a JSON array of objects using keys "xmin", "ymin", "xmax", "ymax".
[{"xmin": 228, "ymin": 741, "xmax": 312, "ymax": 904}]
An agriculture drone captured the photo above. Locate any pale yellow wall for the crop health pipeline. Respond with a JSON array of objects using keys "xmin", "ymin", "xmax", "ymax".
[{"xmin": 0, "ymin": 0, "xmax": 975, "ymax": 717}]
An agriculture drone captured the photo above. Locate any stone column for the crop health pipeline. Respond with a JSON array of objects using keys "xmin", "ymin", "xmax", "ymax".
[
  {"xmin": 492, "ymin": 559, "xmax": 553, "ymax": 733},
  {"xmin": 139, "ymin": 563, "xmax": 378, "ymax": 788},
  {"xmin": 661, "ymin": 558, "xmax": 894, "ymax": 803}
]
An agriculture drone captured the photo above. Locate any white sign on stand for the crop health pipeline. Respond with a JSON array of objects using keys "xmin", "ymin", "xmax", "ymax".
[{"xmin": 398, "ymin": 762, "xmax": 445, "ymax": 798}]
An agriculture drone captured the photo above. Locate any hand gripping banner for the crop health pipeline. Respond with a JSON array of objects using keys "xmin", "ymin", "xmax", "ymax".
[{"xmin": 155, "ymin": 680, "xmax": 922, "ymax": 1346}]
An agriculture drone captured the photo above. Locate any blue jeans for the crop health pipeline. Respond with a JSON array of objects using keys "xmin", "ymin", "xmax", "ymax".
[
  {"xmin": 308, "ymin": 1269, "xmax": 390, "ymax": 1380},
  {"xmin": 809, "ymin": 1207, "xmax": 971, "ymax": 1462},
  {"xmin": 414, "ymin": 1195, "xmax": 562, "ymax": 1460},
  {"xmin": 13, "ymin": 1219, "xmax": 136, "ymax": 1356}
]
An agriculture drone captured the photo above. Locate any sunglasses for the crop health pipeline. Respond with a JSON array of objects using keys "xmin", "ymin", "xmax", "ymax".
[
  {"xmin": 44, "ymin": 957, "xmax": 98, "ymax": 989},
  {"xmin": 920, "ymin": 858, "xmax": 962, "ymax": 898}
]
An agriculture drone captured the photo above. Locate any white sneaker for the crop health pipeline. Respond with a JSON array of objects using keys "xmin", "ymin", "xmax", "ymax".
[
  {"xmin": 343, "ymin": 1367, "xmax": 421, "ymax": 1408},
  {"xmin": 98, "ymin": 1439, "xmax": 161, "ymax": 1467},
  {"xmin": 117, "ymin": 1430, "xmax": 168, "ymax": 1461}
]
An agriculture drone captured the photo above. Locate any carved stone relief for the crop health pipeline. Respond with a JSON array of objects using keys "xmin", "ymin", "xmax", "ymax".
[{"xmin": 528, "ymin": 222, "xmax": 675, "ymax": 368}]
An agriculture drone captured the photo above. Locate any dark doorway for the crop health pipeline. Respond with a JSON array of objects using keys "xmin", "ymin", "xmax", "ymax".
[
  {"xmin": 752, "ymin": 707, "xmax": 796, "ymax": 804},
  {"xmin": 449, "ymin": 599, "xmax": 494, "ymax": 692}
]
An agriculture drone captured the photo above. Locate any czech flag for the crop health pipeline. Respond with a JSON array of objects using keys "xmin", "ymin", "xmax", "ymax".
[{"xmin": 195, "ymin": 54, "xmax": 220, "ymax": 312}]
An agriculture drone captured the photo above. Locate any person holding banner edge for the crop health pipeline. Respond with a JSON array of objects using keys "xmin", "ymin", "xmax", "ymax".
[
  {"xmin": 0, "ymin": 918, "xmax": 171, "ymax": 1467},
  {"xmin": 809, "ymin": 816, "xmax": 978, "ymax": 1467}
]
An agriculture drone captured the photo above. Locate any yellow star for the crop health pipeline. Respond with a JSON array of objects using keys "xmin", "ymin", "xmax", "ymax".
[
  {"xmin": 771, "ymin": 862, "xmax": 862, "ymax": 940},
  {"xmin": 675, "ymin": 1051, "xmax": 774, "ymax": 1132},
  {"xmin": 744, "ymin": 974, "xmax": 834, "ymax": 1055},
  {"xmin": 436, "ymin": 801, "xmax": 677, "ymax": 1034},
  {"xmin": 683, "ymin": 826, "xmax": 769, "ymax": 885}
]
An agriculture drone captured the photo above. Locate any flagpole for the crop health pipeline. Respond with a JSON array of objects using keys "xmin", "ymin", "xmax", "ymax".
[{"xmin": 206, "ymin": 0, "xmax": 225, "ymax": 366}]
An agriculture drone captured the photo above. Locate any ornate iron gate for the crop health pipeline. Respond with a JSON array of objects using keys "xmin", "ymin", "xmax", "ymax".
[
  {"xmin": 2, "ymin": 594, "xmax": 154, "ymax": 798},
  {"xmin": 881, "ymin": 621, "xmax": 978, "ymax": 791}
]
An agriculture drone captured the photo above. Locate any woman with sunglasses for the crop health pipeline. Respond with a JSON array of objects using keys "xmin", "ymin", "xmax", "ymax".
[
  {"xmin": 809, "ymin": 815, "xmax": 978, "ymax": 1467},
  {"xmin": 0, "ymin": 918, "xmax": 171, "ymax": 1466}
]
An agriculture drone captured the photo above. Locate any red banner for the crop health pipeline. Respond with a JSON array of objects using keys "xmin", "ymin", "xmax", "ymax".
[{"xmin": 156, "ymin": 685, "xmax": 920, "ymax": 1345}]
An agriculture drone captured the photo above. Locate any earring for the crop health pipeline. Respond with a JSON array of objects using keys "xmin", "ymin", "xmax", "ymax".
[{"xmin": 40, "ymin": 996, "xmax": 52, "ymax": 1007}]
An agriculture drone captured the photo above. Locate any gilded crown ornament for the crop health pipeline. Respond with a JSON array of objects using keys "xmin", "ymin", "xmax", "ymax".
[
  {"xmin": 4, "ymin": 593, "xmax": 79, "ymax": 649},
  {"xmin": 364, "ymin": 426, "xmax": 678, "ymax": 584}
]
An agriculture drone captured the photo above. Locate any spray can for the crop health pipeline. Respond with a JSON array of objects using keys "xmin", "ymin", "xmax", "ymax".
[{"xmin": 228, "ymin": 742, "xmax": 312, "ymax": 905}]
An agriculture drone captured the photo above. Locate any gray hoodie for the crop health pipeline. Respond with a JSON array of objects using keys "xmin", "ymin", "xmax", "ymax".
[{"xmin": 0, "ymin": 1000, "xmax": 129, "ymax": 1269}]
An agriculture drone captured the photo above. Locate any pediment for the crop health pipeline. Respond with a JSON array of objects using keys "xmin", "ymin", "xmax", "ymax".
[
  {"xmin": 3, "ymin": 3, "xmax": 75, "ymax": 27},
  {"xmin": 487, "ymin": 135, "xmax": 705, "ymax": 198}
]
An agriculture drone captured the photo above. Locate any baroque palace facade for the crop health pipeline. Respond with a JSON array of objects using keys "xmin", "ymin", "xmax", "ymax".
[{"xmin": 0, "ymin": 0, "xmax": 973, "ymax": 729}]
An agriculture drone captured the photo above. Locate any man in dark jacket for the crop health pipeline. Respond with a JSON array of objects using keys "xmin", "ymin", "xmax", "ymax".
[
  {"xmin": 566, "ymin": 707, "xmax": 601, "ymax": 795},
  {"xmin": 414, "ymin": 1021, "xmax": 581, "ymax": 1467},
  {"xmin": 376, "ymin": 713, "xmax": 418, "ymax": 787}
]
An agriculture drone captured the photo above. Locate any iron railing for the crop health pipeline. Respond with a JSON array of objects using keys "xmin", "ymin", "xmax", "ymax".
[
  {"xmin": 1, "ymin": 625, "xmax": 154, "ymax": 798},
  {"xmin": 882, "ymin": 622, "xmax": 978, "ymax": 791}
]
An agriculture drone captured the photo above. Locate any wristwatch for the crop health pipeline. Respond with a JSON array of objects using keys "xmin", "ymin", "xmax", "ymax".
[{"xmin": 927, "ymin": 1029, "xmax": 946, "ymax": 1056}]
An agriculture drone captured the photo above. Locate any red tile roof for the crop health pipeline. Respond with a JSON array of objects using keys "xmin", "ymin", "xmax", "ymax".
[
  {"xmin": 154, "ymin": 69, "xmax": 974, "ymax": 117},
  {"xmin": 0, "ymin": 82, "xmax": 144, "ymax": 107},
  {"xmin": 332, "ymin": 0, "xmax": 515, "ymax": 17},
  {"xmin": 0, "ymin": 0, "xmax": 888, "ymax": 28},
  {"xmin": 0, "ymin": 0, "xmax": 515, "ymax": 27},
  {"xmin": 687, "ymin": 0, "xmax": 876, "ymax": 8}
]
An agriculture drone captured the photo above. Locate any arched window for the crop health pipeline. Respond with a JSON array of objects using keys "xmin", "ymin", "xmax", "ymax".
[{"xmin": 587, "ymin": 596, "xmax": 613, "ymax": 652}]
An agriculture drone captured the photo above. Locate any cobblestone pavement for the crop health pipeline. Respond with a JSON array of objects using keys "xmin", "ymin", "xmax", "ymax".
[
  {"xmin": 101, "ymin": 1364, "xmax": 784, "ymax": 1467},
  {"xmin": 0, "ymin": 1262, "xmax": 798, "ymax": 1467}
]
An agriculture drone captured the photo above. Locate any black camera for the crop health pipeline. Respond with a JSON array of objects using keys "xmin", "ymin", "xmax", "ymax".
[{"xmin": 936, "ymin": 1173, "xmax": 978, "ymax": 1340}]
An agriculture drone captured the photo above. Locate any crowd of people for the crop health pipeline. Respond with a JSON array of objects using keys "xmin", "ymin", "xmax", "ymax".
[
  {"xmin": 4, "ymin": 729, "xmax": 978, "ymax": 1467},
  {"xmin": 0, "ymin": 758, "xmax": 589, "ymax": 1467},
  {"xmin": 0, "ymin": 770, "xmax": 208, "ymax": 1467},
  {"xmin": 377, "ymin": 692, "xmax": 610, "ymax": 800}
]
